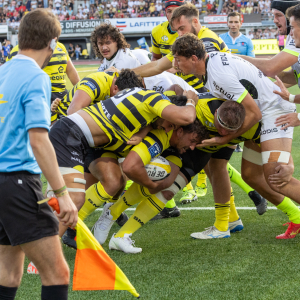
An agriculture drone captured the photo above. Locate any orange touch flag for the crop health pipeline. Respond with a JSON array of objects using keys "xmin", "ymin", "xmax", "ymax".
[{"xmin": 73, "ymin": 218, "xmax": 140, "ymax": 298}]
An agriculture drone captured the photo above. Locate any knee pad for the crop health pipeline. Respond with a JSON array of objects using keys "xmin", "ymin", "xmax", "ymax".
[
  {"xmin": 261, "ymin": 151, "xmax": 290, "ymax": 165},
  {"xmin": 242, "ymin": 146, "xmax": 263, "ymax": 166},
  {"xmin": 155, "ymin": 174, "xmax": 187, "ymax": 204}
]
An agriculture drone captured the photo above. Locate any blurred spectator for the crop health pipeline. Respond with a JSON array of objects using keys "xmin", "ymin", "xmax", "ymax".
[
  {"xmin": 253, "ymin": 0, "xmax": 259, "ymax": 13},
  {"xmin": 31, "ymin": 0, "xmax": 37, "ymax": 9},
  {"xmin": 246, "ymin": 30, "xmax": 254, "ymax": 39},
  {"xmin": 25, "ymin": 0, "xmax": 31, "ymax": 11},
  {"xmin": 245, "ymin": 2, "xmax": 253, "ymax": 14},
  {"xmin": 2, "ymin": 40, "xmax": 10, "ymax": 59},
  {"xmin": 54, "ymin": 0, "xmax": 61, "ymax": 10}
]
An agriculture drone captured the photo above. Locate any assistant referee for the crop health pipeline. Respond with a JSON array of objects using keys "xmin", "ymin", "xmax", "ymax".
[{"xmin": 0, "ymin": 9, "xmax": 77, "ymax": 300}]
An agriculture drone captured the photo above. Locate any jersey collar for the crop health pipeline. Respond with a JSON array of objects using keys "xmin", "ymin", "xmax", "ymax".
[
  {"xmin": 167, "ymin": 23, "xmax": 177, "ymax": 35},
  {"xmin": 14, "ymin": 54, "xmax": 40, "ymax": 69}
]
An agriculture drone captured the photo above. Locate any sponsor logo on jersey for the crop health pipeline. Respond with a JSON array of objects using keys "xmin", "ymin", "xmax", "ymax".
[
  {"xmin": 51, "ymin": 75, "xmax": 66, "ymax": 80},
  {"xmin": 71, "ymin": 151, "xmax": 79, "ymax": 156},
  {"xmin": 203, "ymin": 41, "xmax": 217, "ymax": 52},
  {"xmin": 57, "ymin": 47, "xmax": 63, "ymax": 51},
  {"xmin": 101, "ymin": 101, "xmax": 112, "ymax": 119},
  {"xmin": 212, "ymin": 81, "xmax": 234, "ymax": 100},
  {"xmin": 56, "ymin": 55, "xmax": 63, "ymax": 62},
  {"xmin": 82, "ymin": 81, "xmax": 97, "ymax": 91},
  {"xmin": 149, "ymin": 142, "xmax": 161, "ymax": 158},
  {"xmin": 153, "ymin": 85, "xmax": 164, "ymax": 93},
  {"xmin": 161, "ymin": 35, "xmax": 169, "ymax": 42},
  {"xmin": 220, "ymin": 53, "xmax": 229, "ymax": 66},
  {"xmin": 58, "ymin": 66, "xmax": 64, "ymax": 73},
  {"xmin": 0, "ymin": 94, "xmax": 7, "ymax": 105}
]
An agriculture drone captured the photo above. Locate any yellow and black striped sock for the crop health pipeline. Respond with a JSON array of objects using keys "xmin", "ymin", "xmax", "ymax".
[
  {"xmin": 214, "ymin": 201, "xmax": 230, "ymax": 231},
  {"xmin": 114, "ymin": 193, "xmax": 165, "ymax": 238}
]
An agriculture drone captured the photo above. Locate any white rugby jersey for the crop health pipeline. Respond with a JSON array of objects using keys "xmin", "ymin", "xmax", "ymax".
[
  {"xmin": 204, "ymin": 51, "xmax": 294, "ymax": 116},
  {"xmin": 131, "ymin": 49, "xmax": 151, "ymax": 65},
  {"xmin": 98, "ymin": 48, "xmax": 141, "ymax": 72},
  {"xmin": 144, "ymin": 71, "xmax": 197, "ymax": 94}
]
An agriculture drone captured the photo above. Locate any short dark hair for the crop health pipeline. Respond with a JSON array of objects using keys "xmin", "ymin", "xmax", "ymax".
[
  {"xmin": 171, "ymin": 33, "xmax": 207, "ymax": 60},
  {"xmin": 18, "ymin": 9, "xmax": 61, "ymax": 50},
  {"xmin": 286, "ymin": 3, "xmax": 300, "ymax": 22},
  {"xmin": 115, "ymin": 69, "xmax": 144, "ymax": 90},
  {"xmin": 227, "ymin": 11, "xmax": 241, "ymax": 22},
  {"xmin": 218, "ymin": 101, "xmax": 245, "ymax": 130},
  {"xmin": 170, "ymin": 3, "xmax": 199, "ymax": 27},
  {"xmin": 91, "ymin": 23, "xmax": 130, "ymax": 59}
]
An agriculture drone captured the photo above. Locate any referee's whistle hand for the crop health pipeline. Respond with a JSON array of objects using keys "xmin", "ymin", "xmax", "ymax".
[{"xmin": 56, "ymin": 194, "xmax": 78, "ymax": 228}]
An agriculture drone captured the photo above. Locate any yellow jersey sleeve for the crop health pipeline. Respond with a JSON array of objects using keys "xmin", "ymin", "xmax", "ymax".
[
  {"xmin": 131, "ymin": 129, "xmax": 172, "ymax": 165},
  {"xmin": 145, "ymin": 96, "xmax": 173, "ymax": 118},
  {"xmin": 6, "ymin": 45, "xmax": 19, "ymax": 62}
]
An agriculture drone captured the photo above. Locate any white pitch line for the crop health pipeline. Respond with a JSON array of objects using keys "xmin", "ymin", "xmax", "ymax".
[{"xmin": 96, "ymin": 206, "xmax": 278, "ymax": 211}]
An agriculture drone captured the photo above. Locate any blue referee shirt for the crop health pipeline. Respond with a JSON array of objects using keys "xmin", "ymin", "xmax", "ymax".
[
  {"xmin": 220, "ymin": 32, "xmax": 255, "ymax": 57},
  {"xmin": 0, "ymin": 55, "xmax": 51, "ymax": 174}
]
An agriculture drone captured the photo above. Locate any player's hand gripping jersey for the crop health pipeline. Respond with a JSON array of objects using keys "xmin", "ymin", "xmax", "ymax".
[
  {"xmin": 195, "ymin": 92, "xmax": 261, "ymax": 153},
  {"xmin": 98, "ymin": 48, "xmax": 141, "ymax": 72},
  {"xmin": 83, "ymin": 87, "xmax": 173, "ymax": 153},
  {"xmin": 57, "ymin": 71, "xmax": 116, "ymax": 117},
  {"xmin": 7, "ymin": 42, "xmax": 70, "ymax": 94}
]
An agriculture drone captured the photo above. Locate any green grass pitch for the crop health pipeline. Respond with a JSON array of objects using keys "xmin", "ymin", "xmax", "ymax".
[{"xmin": 15, "ymin": 65, "xmax": 300, "ymax": 300}]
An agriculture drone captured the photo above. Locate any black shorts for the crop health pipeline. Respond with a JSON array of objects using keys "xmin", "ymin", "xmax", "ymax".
[
  {"xmin": 51, "ymin": 90, "xmax": 68, "ymax": 120},
  {"xmin": 0, "ymin": 171, "xmax": 58, "ymax": 246},
  {"xmin": 49, "ymin": 117, "xmax": 89, "ymax": 172},
  {"xmin": 180, "ymin": 147, "xmax": 234, "ymax": 182}
]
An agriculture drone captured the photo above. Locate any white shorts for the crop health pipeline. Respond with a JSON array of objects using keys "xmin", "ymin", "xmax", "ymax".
[{"xmin": 260, "ymin": 100, "xmax": 296, "ymax": 143}]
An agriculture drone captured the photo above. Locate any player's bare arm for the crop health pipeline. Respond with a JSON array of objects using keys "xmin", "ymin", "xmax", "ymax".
[
  {"xmin": 239, "ymin": 51, "xmax": 298, "ymax": 77},
  {"xmin": 151, "ymin": 52, "xmax": 162, "ymax": 61},
  {"xmin": 67, "ymin": 90, "xmax": 92, "ymax": 115},
  {"xmin": 28, "ymin": 128, "xmax": 78, "ymax": 228},
  {"xmin": 132, "ymin": 56, "xmax": 172, "ymax": 77},
  {"xmin": 66, "ymin": 59, "xmax": 80, "ymax": 85}
]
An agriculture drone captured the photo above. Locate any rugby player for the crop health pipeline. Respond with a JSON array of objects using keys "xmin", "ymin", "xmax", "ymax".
[
  {"xmin": 93, "ymin": 23, "xmax": 140, "ymax": 72},
  {"xmin": 172, "ymin": 34, "xmax": 300, "ymax": 238},
  {"xmin": 7, "ymin": 41, "xmax": 80, "ymax": 123},
  {"xmin": 239, "ymin": 0, "xmax": 300, "ymax": 77},
  {"xmin": 0, "ymin": 9, "xmax": 77, "ymax": 299},
  {"xmin": 48, "ymin": 87, "xmax": 199, "ymax": 237},
  {"xmin": 93, "ymin": 97, "xmax": 267, "ymax": 251}
]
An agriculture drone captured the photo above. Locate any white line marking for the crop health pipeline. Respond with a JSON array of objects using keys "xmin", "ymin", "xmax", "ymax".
[{"xmin": 96, "ymin": 206, "xmax": 277, "ymax": 211}]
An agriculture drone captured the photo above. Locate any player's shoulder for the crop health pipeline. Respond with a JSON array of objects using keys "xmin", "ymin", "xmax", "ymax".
[
  {"xmin": 152, "ymin": 21, "xmax": 168, "ymax": 35},
  {"xmin": 219, "ymin": 32, "xmax": 228, "ymax": 40},
  {"xmin": 56, "ymin": 42, "xmax": 68, "ymax": 54},
  {"xmin": 200, "ymin": 26, "xmax": 223, "ymax": 40},
  {"xmin": 239, "ymin": 34, "xmax": 253, "ymax": 43}
]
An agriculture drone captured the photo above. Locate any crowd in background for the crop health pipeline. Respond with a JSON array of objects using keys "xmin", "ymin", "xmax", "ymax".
[{"xmin": 0, "ymin": 0, "xmax": 274, "ymax": 24}]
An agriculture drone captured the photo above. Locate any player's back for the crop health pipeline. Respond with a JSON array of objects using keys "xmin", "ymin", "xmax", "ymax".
[
  {"xmin": 83, "ymin": 87, "xmax": 172, "ymax": 152},
  {"xmin": 206, "ymin": 51, "xmax": 283, "ymax": 112}
]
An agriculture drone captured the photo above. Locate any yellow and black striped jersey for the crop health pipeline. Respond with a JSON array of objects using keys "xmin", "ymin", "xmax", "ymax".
[
  {"xmin": 57, "ymin": 71, "xmax": 116, "ymax": 117},
  {"xmin": 196, "ymin": 92, "xmax": 261, "ymax": 153},
  {"xmin": 7, "ymin": 42, "xmax": 70, "ymax": 93},
  {"xmin": 151, "ymin": 21, "xmax": 178, "ymax": 57},
  {"xmin": 130, "ymin": 129, "xmax": 182, "ymax": 168},
  {"xmin": 84, "ymin": 87, "xmax": 173, "ymax": 153}
]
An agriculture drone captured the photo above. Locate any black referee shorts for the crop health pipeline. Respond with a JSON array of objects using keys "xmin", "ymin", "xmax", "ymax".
[{"xmin": 0, "ymin": 171, "xmax": 58, "ymax": 246}]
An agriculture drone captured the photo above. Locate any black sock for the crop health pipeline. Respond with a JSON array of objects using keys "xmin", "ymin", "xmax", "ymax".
[
  {"xmin": 0, "ymin": 285, "xmax": 18, "ymax": 300},
  {"xmin": 41, "ymin": 285, "xmax": 68, "ymax": 300}
]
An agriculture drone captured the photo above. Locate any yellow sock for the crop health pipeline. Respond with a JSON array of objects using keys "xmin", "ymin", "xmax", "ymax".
[
  {"xmin": 229, "ymin": 188, "xmax": 239, "ymax": 222},
  {"xmin": 115, "ymin": 193, "xmax": 165, "ymax": 238},
  {"xmin": 185, "ymin": 176, "xmax": 195, "ymax": 190},
  {"xmin": 110, "ymin": 182, "xmax": 146, "ymax": 220},
  {"xmin": 78, "ymin": 182, "xmax": 112, "ymax": 221},
  {"xmin": 214, "ymin": 201, "xmax": 230, "ymax": 231},
  {"xmin": 196, "ymin": 169, "xmax": 207, "ymax": 187},
  {"xmin": 277, "ymin": 197, "xmax": 300, "ymax": 224},
  {"xmin": 165, "ymin": 198, "xmax": 176, "ymax": 209},
  {"xmin": 227, "ymin": 163, "xmax": 253, "ymax": 194}
]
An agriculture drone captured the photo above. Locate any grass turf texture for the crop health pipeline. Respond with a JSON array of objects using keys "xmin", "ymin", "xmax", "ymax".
[{"xmin": 16, "ymin": 67, "xmax": 300, "ymax": 299}]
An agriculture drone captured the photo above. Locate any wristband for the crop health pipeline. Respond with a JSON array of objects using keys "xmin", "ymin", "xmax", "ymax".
[
  {"xmin": 55, "ymin": 190, "xmax": 69, "ymax": 197},
  {"xmin": 187, "ymin": 98, "xmax": 196, "ymax": 105},
  {"xmin": 186, "ymin": 103, "xmax": 195, "ymax": 107},
  {"xmin": 289, "ymin": 94, "xmax": 295, "ymax": 103},
  {"xmin": 298, "ymin": 113, "xmax": 300, "ymax": 121},
  {"xmin": 53, "ymin": 185, "xmax": 67, "ymax": 194}
]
